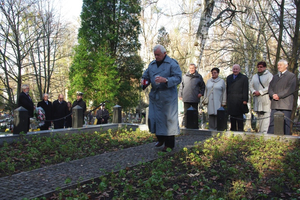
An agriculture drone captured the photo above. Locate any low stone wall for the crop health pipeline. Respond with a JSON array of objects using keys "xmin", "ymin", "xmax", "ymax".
[
  {"xmin": 0, "ymin": 123, "xmax": 144, "ymax": 146},
  {"xmin": 1, "ymin": 124, "xmax": 299, "ymax": 146}
]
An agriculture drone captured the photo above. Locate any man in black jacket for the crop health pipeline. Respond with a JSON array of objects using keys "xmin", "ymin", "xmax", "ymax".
[
  {"xmin": 37, "ymin": 93, "xmax": 52, "ymax": 130},
  {"xmin": 72, "ymin": 92, "xmax": 86, "ymax": 123},
  {"xmin": 178, "ymin": 63, "xmax": 205, "ymax": 127},
  {"xmin": 226, "ymin": 64, "xmax": 249, "ymax": 131},
  {"xmin": 52, "ymin": 94, "xmax": 68, "ymax": 129},
  {"xmin": 18, "ymin": 84, "xmax": 34, "ymax": 132},
  {"xmin": 268, "ymin": 60, "xmax": 296, "ymax": 135},
  {"xmin": 96, "ymin": 104, "xmax": 109, "ymax": 124}
]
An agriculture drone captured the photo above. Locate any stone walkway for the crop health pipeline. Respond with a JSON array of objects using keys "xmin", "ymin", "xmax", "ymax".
[{"xmin": 0, "ymin": 132, "xmax": 211, "ymax": 200}]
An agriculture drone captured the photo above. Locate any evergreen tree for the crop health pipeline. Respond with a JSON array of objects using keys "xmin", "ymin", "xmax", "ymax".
[
  {"xmin": 69, "ymin": 0, "xmax": 143, "ymax": 109},
  {"xmin": 69, "ymin": 38, "xmax": 119, "ymax": 107}
]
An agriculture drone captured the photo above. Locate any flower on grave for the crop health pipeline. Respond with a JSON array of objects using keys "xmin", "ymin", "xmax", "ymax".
[{"xmin": 35, "ymin": 107, "xmax": 46, "ymax": 121}]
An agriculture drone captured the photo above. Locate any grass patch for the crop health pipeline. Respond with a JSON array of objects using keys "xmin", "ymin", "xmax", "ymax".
[
  {"xmin": 0, "ymin": 127, "xmax": 155, "ymax": 177},
  {"xmin": 35, "ymin": 133, "xmax": 300, "ymax": 199}
]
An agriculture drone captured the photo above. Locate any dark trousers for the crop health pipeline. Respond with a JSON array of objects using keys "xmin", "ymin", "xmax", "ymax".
[
  {"xmin": 54, "ymin": 119, "xmax": 65, "ymax": 129},
  {"xmin": 268, "ymin": 109, "xmax": 292, "ymax": 135},
  {"xmin": 230, "ymin": 114, "xmax": 244, "ymax": 131},
  {"xmin": 156, "ymin": 135, "xmax": 175, "ymax": 148},
  {"xmin": 184, "ymin": 102, "xmax": 198, "ymax": 127}
]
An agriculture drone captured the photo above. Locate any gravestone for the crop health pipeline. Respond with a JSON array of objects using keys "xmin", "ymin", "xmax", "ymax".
[
  {"xmin": 113, "ymin": 105, "xmax": 122, "ymax": 123},
  {"xmin": 217, "ymin": 107, "xmax": 227, "ymax": 131},
  {"xmin": 186, "ymin": 106, "xmax": 198, "ymax": 129},
  {"xmin": 72, "ymin": 105, "xmax": 83, "ymax": 128},
  {"xmin": 274, "ymin": 111, "xmax": 284, "ymax": 135},
  {"xmin": 13, "ymin": 106, "xmax": 28, "ymax": 134}
]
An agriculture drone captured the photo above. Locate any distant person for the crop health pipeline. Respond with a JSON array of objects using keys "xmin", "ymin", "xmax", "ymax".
[
  {"xmin": 142, "ymin": 44, "xmax": 182, "ymax": 152},
  {"xmin": 204, "ymin": 68, "xmax": 226, "ymax": 130},
  {"xmin": 250, "ymin": 61, "xmax": 273, "ymax": 133},
  {"xmin": 268, "ymin": 60, "xmax": 297, "ymax": 135},
  {"xmin": 226, "ymin": 64, "xmax": 249, "ymax": 131},
  {"xmin": 65, "ymin": 101, "xmax": 72, "ymax": 128},
  {"xmin": 72, "ymin": 91, "xmax": 86, "ymax": 122},
  {"xmin": 178, "ymin": 63, "xmax": 205, "ymax": 127},
  {"xmin": 52, "ymin": 94, "xmax": 68, "ymax": 129},
  {"xmin": 96, "ymin": 104, "xmax": 109, "ymax": 124},
  {"xmin": 37, "ymin": 93, "xmax": 53, "ymax": 130},
  {"xmin": 18, "ymin": 84, "xmax": 34, "ymax": 132}
]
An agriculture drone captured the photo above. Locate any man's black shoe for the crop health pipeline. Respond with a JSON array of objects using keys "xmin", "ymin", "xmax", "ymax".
[{"xmin": 155, "ymin": 141, "xmax": 164, "ymax": 147}]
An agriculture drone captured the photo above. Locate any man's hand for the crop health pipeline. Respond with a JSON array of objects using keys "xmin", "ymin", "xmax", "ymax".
[
  {"xmin": 243, "ymin": 101, "xmax": 247, "ymax": 105},
  {"xmin": 253, "ymin": 91, "xmax": 261, "ymax": 96},
  {"xmin": 273, "ymin": 94, "xmax": 279, "ymax": 100},
  {"xmin": 155, "ymin": 76, "xmax": 167, "ymax": 83},
  {"xmin": 197, "ymin": 94, "xmax": 202, "ymax": 98}
]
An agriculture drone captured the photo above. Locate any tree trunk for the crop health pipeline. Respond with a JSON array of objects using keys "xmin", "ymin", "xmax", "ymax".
[{"xmin": 196, "ymin": 0, "xmax": 215, "ymax": 68}]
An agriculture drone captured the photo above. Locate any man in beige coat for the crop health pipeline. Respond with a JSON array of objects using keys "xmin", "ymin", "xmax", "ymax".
[{"xmin": 250, "ymin": 61, "xmax": 273, "ymax": 133}]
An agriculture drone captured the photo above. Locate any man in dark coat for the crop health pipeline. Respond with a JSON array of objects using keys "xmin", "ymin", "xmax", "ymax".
[
  {"xmin": 96, "ymin": 104, "xmax": 109, "ymax": 124},
  {"xmin": 52, "ymin": 94, "xmax": 68, "ymax": 129},
  {"xmin": 178, "ymin": 63, "xmax": 205, "ymax": 127},
  {"xmin": 226, "ymin": 64, "xmax": 249, "ymax": 131},
  {"xmin": 18, "ymin": 84, "xmax": 34, "ymax": 132},
  {"xmin": 37, "ymin": 93, "xmax": 52, "ymax": 130},
  {"xmin": 268, "ymin": 59, "xmax": 296, "ymax": 135},
  {"xmin": 72, "ymin": 92, "xmax": 87, "ymax": 123}
]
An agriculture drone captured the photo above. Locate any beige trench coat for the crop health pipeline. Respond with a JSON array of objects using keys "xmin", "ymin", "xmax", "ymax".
[
  {"xmin": 249, "ymin": 70, "xmax": 273, "ymax": 112},
  {"xmin": 204, "ymin": 77, "xmax": 226, "ymax": 115}
]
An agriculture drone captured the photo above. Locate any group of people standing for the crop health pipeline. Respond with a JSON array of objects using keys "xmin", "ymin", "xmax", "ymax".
[
  {"xmin": 18, "ymin": 88, "xmax": 87, "ymax": 132},
  {"xmin": 180, "ymin": 60, "xmax": 296, "ymax": 135},
  {"xmin": 143, "ymin": 44, "xmax": 297, "ymax": 152}
]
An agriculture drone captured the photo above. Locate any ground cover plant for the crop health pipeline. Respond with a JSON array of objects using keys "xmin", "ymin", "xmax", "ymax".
[
  {"xmin": 0, "ymin": 128, "xmax": 155, "ymax": 177},
  {"xmin": 36, "ymin": 133, "xmax": 300, "ymax": 200}
]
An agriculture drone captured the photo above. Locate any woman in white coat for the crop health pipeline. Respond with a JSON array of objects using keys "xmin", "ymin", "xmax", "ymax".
[
  {"xmin": 204, "ymin": 68, "xmax": 226, "ymax": 130},
  {"xmin": 249, "ymin": 61, "xmax": 273, "ymax": 133}
]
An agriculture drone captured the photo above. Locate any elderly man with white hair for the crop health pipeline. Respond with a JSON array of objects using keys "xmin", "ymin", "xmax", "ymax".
[
  {"xmin": 142, "ymin": 44, "xmax": 182, "ymax": 152},
  {"xmin": 226, "ymin": 64, "xmax": 249, "ymax": 131},
  {"xmin": 268, "ymin": 59, "xmax": 297, "ymax": 135},
  {"xmin": 18, "ymin": 84, "xmax": 34, "ymax": 132}
]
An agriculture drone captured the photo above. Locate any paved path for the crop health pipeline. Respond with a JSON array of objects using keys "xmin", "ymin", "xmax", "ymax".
[{"xmin": 0, "ymin": 133, "xmax": 210, "ymax": 200}]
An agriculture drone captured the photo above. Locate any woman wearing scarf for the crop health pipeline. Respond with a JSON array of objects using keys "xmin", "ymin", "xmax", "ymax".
[
  {"xmin": 249, "ymin": 61, "xmax": 273, "ymax": 133},
  {"xmin": 204, "ymin": 68, "xmax": 226, "ymax": 130}
]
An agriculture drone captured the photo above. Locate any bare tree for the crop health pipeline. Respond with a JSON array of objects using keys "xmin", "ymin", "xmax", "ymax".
[
  {"xmin": 27, "ymin": 0, "xmax": 73, "ymax": 100},
  {"xmin": 0, "ymin": 0, "xmax": 41, "ymax": 110},
  {"xmin": 196, "ymin": 0, "xmax": 246, "ymax": 67}
]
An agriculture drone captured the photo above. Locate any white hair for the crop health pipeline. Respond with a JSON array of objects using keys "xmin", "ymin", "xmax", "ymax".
[
  {"xmin": 232, "ymin": 64, "xmax": 241, "ymax": 69},
  {"xmin": 21, "ymin": 84, "xmax": 29, "ymax": 90},
  {"xmin": 43, "ymin": 93, "xmax": 49, "ymax": 98},
  {"xmin": 153, "ymin": 44, "xmax": 166, "ymax": 53},
  {"xmin": 278, "ymin": 59, "xmax": 288, "ymax": 66}
]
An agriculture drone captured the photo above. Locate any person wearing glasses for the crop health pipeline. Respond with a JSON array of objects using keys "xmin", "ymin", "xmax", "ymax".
[
  {"xmin": 52, "ymin": 94, "xmax": 68, "ymax": 129},
  {"xmin": 204, "ymin": 68, "xmax": 226, "ymax": 130},
  {"xmin": 249, "ymin": 61, "xmax": 273, "ymax": 133}
]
